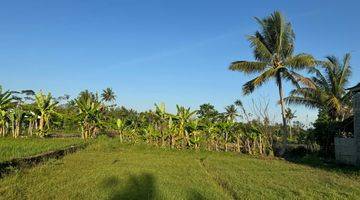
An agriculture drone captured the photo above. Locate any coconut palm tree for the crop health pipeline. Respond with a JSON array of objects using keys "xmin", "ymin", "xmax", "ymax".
[
  {"xmin": 34, "ymin": 92, "xmax": 58, "ymax": 136},
  {"xmin": 229, "ymin": 11, "xmax": 316, "ymax": 134},
  {"xmin": 101, "ymin": 88, "xmax": 116, "ymax": 104},
  {"xmin": 234, "ymin": 99, "xmax": 250, "ymax": 122},
  {"xmin": 285, "ymin": 108, "xmax": 296, "ymax": 138},
  {"xmin": 285, "ymin": 53, "xmax": 352, "ymax": 121},
  {"xmin": 224, "ymin": 105, "xmax": 239, "ymax": 123}
]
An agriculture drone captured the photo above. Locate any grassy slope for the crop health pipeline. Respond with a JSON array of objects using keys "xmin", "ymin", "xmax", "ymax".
[
  {"xmin": 0, "ymin": 138, "xmax": 84, "ymax": 162},
  {"xmin": 1, "ymin": 138, "xmax": 360, "ymax": 199}
]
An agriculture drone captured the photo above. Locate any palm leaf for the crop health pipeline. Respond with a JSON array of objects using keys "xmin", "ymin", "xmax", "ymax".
[
  {"xmin": 229, "ymin": 61, "xmax": 267, "ymax": 74},
  {"xmin": 242, "ymin": 68, "xmax": 277, "ymax": 95},
  {"xmin": 247, "ymin": 34, "xmax": 272, "ymax": 61},
  {"xmin": 285, "ymin": 53, "xmax": 316, "ymax": 70}
]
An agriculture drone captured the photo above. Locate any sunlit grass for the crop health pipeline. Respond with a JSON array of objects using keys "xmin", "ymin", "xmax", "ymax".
[{"xmin": 0, "ymin": 138, "xmax": 84, "ymax": 162}]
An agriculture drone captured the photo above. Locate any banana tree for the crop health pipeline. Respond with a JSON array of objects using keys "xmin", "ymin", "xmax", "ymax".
[
  {"xmin": 218, "ymin": 122, "xmax": 233, "ymax": 152},
  {"xmin": 203, "ymin": 122, "xmax": 220, "ymax": 151},
  {"xmin": 75, "ymin": 95, "xmax": 103, "ymax": 139},
  {"xmin": 188, "ymin": 120, "xmax": 203, "ymax": 149},
  {"xmin": 34, "ymin": 92, "xmax": 58, "ymax": 136},
  {"xmin": 176, "ymin": 105, "xmax": 196, "ymax": 147},
  {"xmin": 26, "ymin": 111, "xmax": 38, "ymax": 136},
  {"xmin": 167, "ymin": 115, "xmax": 178, "ymax": 148},
  {"xmin": 9, "ymin": 107, "xmax": 25, "ymax": 138},
  {"xmin": 0, "ymin": 110, "xmax": 8, "ymax": 136},
  {"xmin": 154, "ymin": 103, "xmax": 169, "ymax": 147},
  {"xmin": 143, "ymin": 124, "xmax": 159, "ymax": 146},
  {"xmin": 115, "ymin": 118, "xmax": 126, "ymax": 142},
  {"xmin": 232, "ymin": 123, "xmax": 245, "ymax": 153},
  {"xmin": 0, "ymin": 86, "xmax": 13, "ymax": 136}
]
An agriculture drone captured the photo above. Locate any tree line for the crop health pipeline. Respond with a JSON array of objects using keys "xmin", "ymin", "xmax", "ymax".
[{"xmin": 0, "ymin": 11, "xmax": 354, "ymax": 156}]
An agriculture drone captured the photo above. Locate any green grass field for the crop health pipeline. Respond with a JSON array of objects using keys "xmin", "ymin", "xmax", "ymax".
[
  {"xmin": 0, "ymin": 138, "xmax": 84, "ymax": 162},
  {"xmin": 0, "ymin": 138, "xmax": 359, "ymax": 199}
]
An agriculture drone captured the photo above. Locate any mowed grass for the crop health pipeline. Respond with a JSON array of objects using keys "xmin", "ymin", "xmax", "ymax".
[
  {"xmin": 0, "ymin": 138, "xmax": 84, "ymax": 162},
  {"xmin": 1, "ymin": 138, "xmax": 360, "ymax": 199}
]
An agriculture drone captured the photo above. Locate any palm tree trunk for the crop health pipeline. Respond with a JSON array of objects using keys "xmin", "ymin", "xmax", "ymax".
[
  {"xmin": 277, "ymin": 73, "xmax": 288, "ymax": 136},
  {"xmin": 289, "ymin": 120, "xmax": 292, "ymax": 139}
]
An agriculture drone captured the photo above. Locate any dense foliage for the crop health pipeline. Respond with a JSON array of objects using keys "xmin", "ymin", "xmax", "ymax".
[{"xmin": 0, "ymin": 84, "xmax": 289, "ymax": 156}]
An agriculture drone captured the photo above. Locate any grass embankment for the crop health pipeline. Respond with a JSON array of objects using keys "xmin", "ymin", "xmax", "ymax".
[
  {"xmin": 1, "ymin": 138, "xmax": 360, "ymax": 199},
  {"xmin": 0, "ymin": 138, "xmax": 84, "ymax": 162}
]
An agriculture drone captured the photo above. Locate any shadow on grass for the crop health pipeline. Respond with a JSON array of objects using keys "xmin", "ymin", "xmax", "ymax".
[
  {"xmin": 102, "ymin": 173, "xmax": 157, "ymax": 200},
  {"xmin": 186, "ymin": 189, "xmax": 206, "ymax": 200},
  {"xmin": 102, "ymin": 173, "xmax": 209, "ymax": 200},
  {"xmin": 284, "ymin": 154, "xmax": 360, "ymax": 175}
]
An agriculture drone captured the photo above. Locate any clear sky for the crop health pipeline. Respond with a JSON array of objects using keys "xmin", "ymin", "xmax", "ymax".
[{"xmin": 1, "ymin": 0, "xmax": 359, "ymax": 125}]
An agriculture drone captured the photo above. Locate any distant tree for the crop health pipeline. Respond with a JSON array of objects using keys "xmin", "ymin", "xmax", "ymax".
[
  {"xmin": 234, "ymin": 99, "xmax": 249, "ymax": 121},
  {"xmin": 101, "ymin": 88, "xmax": 116, "ymax": 104},
  {"xmin": 224, "ymin": 105, "xmax": 238, "ymax": 123},
  {"xmin": 21, "ymin": 90, "xmax": 36, "ymax": 102},
  {"xmin": 197, "ymin": 103, "xmax": 219, "ymax": 121},
  {"xmin": 229, "ymin": 11, "xmax": 316, "ymax": 137},
  {"xmin": 285, "ymin": 108, "xmax": 296, "ymax": 138}
]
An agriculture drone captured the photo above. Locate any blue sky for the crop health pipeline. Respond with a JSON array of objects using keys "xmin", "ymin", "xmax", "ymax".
[{"xmin": 1, "ymin": 0, "xmax": 359, "ymax": 125}]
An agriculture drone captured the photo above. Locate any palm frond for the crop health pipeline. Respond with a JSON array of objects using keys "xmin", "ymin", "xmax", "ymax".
[
  {"xmin": 285, "ymin": 70, "xmax": 316, "ymax": 89},
  {"xmin": 285, "ymin": 53, "xmax": 316, "ymax": 70},
  {"xmin": 339, "ymin": 53, "xmax": 352, "ymax": 87},
  {"xmin": 242, "ymin": 68, "xmax": 277, "ymax": 95},
  {"xmin": 229, "ymin": 61, "xmax": 267, "ymax": 74},
  {"xmin": 284, "ymin": 96, "xmax": 320, "ymax": 108},
  {"xmin": 247, "ymin": 34, "xmax": 272, "ymax": 61}
]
